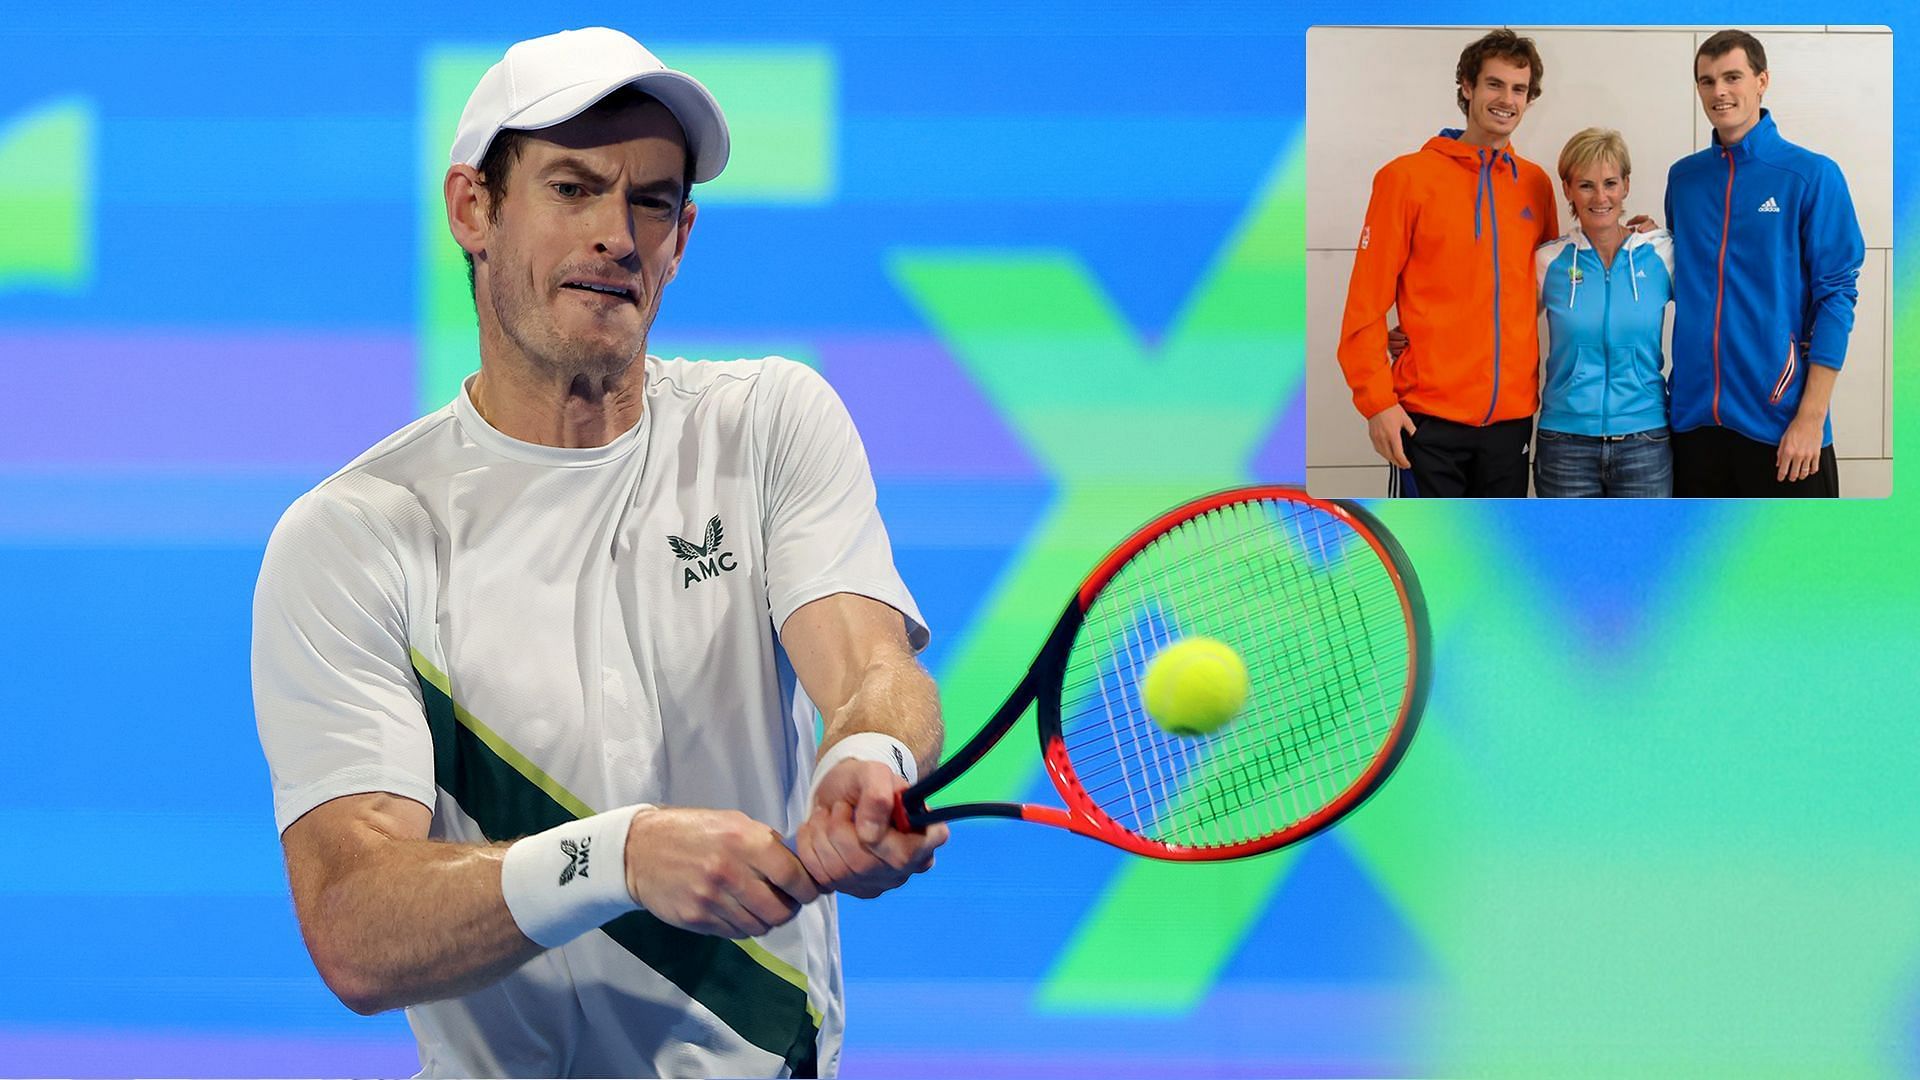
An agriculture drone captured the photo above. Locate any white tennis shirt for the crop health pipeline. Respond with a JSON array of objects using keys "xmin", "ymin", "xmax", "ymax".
[{"xmin": 252, "ymin": 356, "xmax": 927, "ymax": 1078}]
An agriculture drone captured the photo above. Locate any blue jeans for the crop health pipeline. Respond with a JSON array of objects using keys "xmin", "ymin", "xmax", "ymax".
[{"xmin": 1534, "ymin": 428, "xmax": 1673, "ymax": 498}]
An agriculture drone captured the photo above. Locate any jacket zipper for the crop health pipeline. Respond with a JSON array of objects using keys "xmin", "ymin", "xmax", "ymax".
[
  {"xmin": 1711, "ymin": 149, "xmax": 1735, "ymax": 425},
  {"xmin": 1601, "ymin": 253, "xmax": 1613, "ymax": 435},
  {"xmin": 1481, "ymin": 154, "xmax": 1503, "ymax": 426},
  {"xmin": 1769, "ymin": 339, "xmax": 1797, "ymax": 404}
]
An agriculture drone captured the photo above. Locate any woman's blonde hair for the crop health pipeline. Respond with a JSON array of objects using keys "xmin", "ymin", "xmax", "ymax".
[{"xmin": 1557, "ymin": 127, "xmax": 1631, "ymax": 184}]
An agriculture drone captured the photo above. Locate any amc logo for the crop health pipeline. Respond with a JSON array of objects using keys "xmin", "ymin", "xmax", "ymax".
[{"xmin": 666, "ymin": 515, "xmax": 740, "ymax": 590}]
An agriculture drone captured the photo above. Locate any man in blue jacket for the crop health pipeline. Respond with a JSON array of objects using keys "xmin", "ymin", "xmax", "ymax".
[{"xmin": 1665, "ymin": 29, "xmax": 1864, "ymax": 497}]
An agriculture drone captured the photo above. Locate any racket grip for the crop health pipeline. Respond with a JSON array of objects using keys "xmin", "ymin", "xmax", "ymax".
[{"xmin": 890, "ymin": 792, "xmax": 914, "ymax": 833}]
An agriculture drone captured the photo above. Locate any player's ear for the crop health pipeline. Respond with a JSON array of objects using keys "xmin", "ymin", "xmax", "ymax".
[
  {"xmin": 1755, "ymin": 69, "xmax": 1770, "ymax": 99},
  {"xmin": 663, "ymin": 199, "xmax": 697, "ymax": 286},
  {"xmin": 446, "ymin": 164, "xmax": 489, "ymax": 257}
]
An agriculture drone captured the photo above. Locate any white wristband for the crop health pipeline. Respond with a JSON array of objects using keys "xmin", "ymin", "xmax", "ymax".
[
  {"xmin": 500, "ymin": 805, "xmax": 648, "ymax": 948},
  {"xmin": 812, "ymin": 732, "xmax": 918, "ymax": 793}
]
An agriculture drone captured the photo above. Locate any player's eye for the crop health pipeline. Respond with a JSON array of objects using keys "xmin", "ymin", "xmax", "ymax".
[{"xmin": 554, "ymin": 182, "xmax": 585, "ymax": 198}]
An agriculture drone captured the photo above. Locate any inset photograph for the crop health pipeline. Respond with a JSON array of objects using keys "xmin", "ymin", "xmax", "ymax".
[{"xmin": 1305, "ymin": 25, "xmax": 1893, "ymax": 498}]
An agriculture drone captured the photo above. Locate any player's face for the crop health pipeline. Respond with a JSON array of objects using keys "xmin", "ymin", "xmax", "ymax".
[
  {"xmin": 1459, "ymin": 57, "xmax": 1532, "ymax": 146},
  {"xmin": 1564, "ymin": 158, "xmax": 1629, "ymax": 235},
  {"xmin": 480, "ymin": 99, "xmax": 694, "ymax": 378},
  {"xmin": 1695, "ymin": 48, "xmax": 1769, "ymax": 141}
]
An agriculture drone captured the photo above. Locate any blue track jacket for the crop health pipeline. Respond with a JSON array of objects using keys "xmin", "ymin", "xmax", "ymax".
[
  {"xmin": 1534, "ymin": 226, "xmax": 1675, "ymax": 436},
  {"xmin": 1664, "ymin": 110, "xmax": 1864, "ymax": 446}
]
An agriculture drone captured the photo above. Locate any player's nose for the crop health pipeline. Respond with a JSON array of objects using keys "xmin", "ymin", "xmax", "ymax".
[{"xmin": 591, "ymin": 202, "xmax": 638, "ymax": 262}]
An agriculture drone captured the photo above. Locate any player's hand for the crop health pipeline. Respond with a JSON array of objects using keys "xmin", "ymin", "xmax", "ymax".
[
  {"xmin": 1623, "ymin": 213, "xmax": 1658, "ymax": 233},
  {"xmin": 623, "ymin": 806, "xmax": 820, "ymax": 938},
  {"xmin": 1366, "ymin": 403, "xmax": 1418, "ymax": 469},
  {"xmin": 1386, "ymin": 324, "xmax": 1409, "ymax": 359},
  {"xmin": 795, "ymin": 759, "xmax": 947, "ymax": 900},
  {"xmin": 1777, "ymin": 414, "xmax": 1824, "ymax": 483}
]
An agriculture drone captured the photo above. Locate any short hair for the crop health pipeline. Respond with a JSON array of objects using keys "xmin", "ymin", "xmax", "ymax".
[
  {"xmin": 1697, "ymin": 29, "xmax": 1768, "ymax": 75},
  {"xmin": 462, "ymin": 86, "xmax": 698, "ymax": 297},
  {"xmin": 1456, "ymin": 29, "xmax": 1544, "ymax": 116},
  {"xmin": 1557, "ymin": 127, "xmax": 1632, "ymax": 185}
]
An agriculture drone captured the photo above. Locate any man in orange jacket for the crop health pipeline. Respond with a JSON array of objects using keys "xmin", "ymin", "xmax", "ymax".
[{"xmin": 1337, "ymin": 30, "xmax": 1560, "ymax": 497}]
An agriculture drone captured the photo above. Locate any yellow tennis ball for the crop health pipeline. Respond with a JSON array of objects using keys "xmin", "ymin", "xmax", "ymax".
[{"xmin": 1141, "ymin": 636, "xmax": 1249, "ymax": 736}]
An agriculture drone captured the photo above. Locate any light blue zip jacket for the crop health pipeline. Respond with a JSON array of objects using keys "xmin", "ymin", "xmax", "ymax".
[{"xmin": 1532, "ymin": 226, "xmax": 1675, "ymax": 436}]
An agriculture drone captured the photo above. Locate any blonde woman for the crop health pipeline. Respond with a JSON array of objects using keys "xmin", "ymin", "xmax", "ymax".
[{"xmin": 1530, "ymin": 128, "xmax": 1675, "ymax": 496}]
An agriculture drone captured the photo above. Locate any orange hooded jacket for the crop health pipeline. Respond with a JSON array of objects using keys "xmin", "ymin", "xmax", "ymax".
[{"xmin": 1337, "ymin": 132, "xmax": 1559, "ymax": 426}]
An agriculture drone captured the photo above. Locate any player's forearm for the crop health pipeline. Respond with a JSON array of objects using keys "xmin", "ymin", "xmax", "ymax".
[
  {"xmin": 1795, "ymin": 363, "xmax": 1840, "ymax": 424},
  {"xmin": 819, "ymin": 645, "xmax": 944, "ymax": 777},
  {"xmin": 295, "ymin": 833, "xmax": 541, "ymax": 1014}
]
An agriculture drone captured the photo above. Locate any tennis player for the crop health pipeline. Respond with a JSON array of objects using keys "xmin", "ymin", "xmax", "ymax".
[
  {"xmin": 1336, "ymin": 29, "xmax": 1559, "ymax": 497},
  {"xmin": 251, "ymin": 27, "xmax": 944, "ymax": 1078}
]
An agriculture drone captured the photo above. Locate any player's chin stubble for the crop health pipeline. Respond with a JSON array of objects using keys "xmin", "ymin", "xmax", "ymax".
[{"xmin": 491, "ymin": 271, "xmax": 653, "ymax": 381}]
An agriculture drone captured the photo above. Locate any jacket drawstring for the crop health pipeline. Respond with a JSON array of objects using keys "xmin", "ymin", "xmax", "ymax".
[{"xmin": 1473, "ymin": 150, "xmax": 1519, "ymax": 242}]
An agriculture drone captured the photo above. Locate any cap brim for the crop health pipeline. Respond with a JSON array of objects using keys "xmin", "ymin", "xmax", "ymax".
[{"xmin": 486, "ymin": 70, "xmax": 730, "ymax": 184}]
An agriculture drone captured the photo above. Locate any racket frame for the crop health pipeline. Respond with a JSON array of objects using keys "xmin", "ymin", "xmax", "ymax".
[{"xmin": 892, "ymin": 485, "xmax": 1431, "ymax": 861}]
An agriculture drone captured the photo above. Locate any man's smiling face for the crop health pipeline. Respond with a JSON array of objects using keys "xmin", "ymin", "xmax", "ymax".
[
  {"xmin": 1460, "ymin": 56, "xmax": 1533, "ymax": 146},
  {"xmin": 1696, "ymin": 46, "xmax": 1770, "ymax": 143}
]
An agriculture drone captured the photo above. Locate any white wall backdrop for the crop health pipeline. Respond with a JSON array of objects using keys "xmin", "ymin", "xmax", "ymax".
[{"xmin": 1304, "ymin": 25, "xmax": 1893, "ymax": 498}]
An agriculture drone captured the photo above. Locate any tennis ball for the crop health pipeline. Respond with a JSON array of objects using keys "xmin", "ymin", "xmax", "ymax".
[{"xmin": 1141, "ymin": 636, "xmax": 1249, "ymax": 737}]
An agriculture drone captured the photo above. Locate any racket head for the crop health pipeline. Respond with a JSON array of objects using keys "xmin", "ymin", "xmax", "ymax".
[{"xmin": 1033, "ymin": 486, "xmax": 1430, "ymax": 861}]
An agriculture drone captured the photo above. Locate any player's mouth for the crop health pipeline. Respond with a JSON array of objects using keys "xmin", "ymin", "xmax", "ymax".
[
  {"xmin": 1487, "ymin": 105, "xmax": 1516, "ymax": 122},
  {"xmin": 1712, "ymin": 101, "xmax": 1739, "ymax": 116},
  {"xmin": 561, "ymin": 279, "xmax": 636, "ymax": 302}
]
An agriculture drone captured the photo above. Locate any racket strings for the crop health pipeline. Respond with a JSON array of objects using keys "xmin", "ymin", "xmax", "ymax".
[{"xmin": 1056, "ymin": 497, "xmax": 1412, "ymax": 851}]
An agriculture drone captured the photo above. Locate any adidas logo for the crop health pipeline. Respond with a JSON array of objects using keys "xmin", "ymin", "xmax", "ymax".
[
  {"xmin": 1520, "ymin": 206, "xmax": 1534, "ymax": 220},
  {"xmin": 1758, "ymin": 197, "xmax": 1781, "ymax": 213},
  {"xmin": 668, "ymin": 514, "xmax": 740, "ymax": 589}
]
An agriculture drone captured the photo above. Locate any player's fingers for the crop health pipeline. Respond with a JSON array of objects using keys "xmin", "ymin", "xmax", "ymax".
[
  {"xmin": 732, "ymin": 876, "xmax": 801, "ymax": 932},
  {"xmin": 753, "ymin": 834, "xmax": 821, "ymax": 906},
  {"xmin": 711, "ymin": 890, "xmax": 773, "ymax": 939},
  {"xmin": 793, "ymin": 812, "xmax": 834, "ymax": 890},
  {"xmin": 809, "ymin": 803, "xmax": 865, "ymax": 884},
  {"xmin": 900, "ymin": 821, "xmax": 949, "ymax": 872},
  {"xmin": 869, "ymin": 832, "xmax": 939, "ymax": 877},
  {"xmin": 853, "ymin": 778, "xmax": 895, "ymax": 846},
  {"xmin": 1390, "ymin": 429, "xmax": 1411, "ymax": 470},
  {"xmin": 808, "ymin": 809, "xmax": 858, "ymax": 887},
  {"xmin": 827, "ymin": 801, "xmax": 886, "ymax": 876}
]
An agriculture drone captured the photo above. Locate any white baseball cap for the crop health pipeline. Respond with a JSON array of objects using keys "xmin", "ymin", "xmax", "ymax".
[{"xmin": 450, "ymin": 27, "xmax": 730, "ymax": 184}]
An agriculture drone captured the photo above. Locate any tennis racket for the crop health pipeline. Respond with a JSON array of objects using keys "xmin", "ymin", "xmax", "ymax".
[{"xmin": 892, "ymin": 485, "xmax": 1430, "ymax": 861}]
